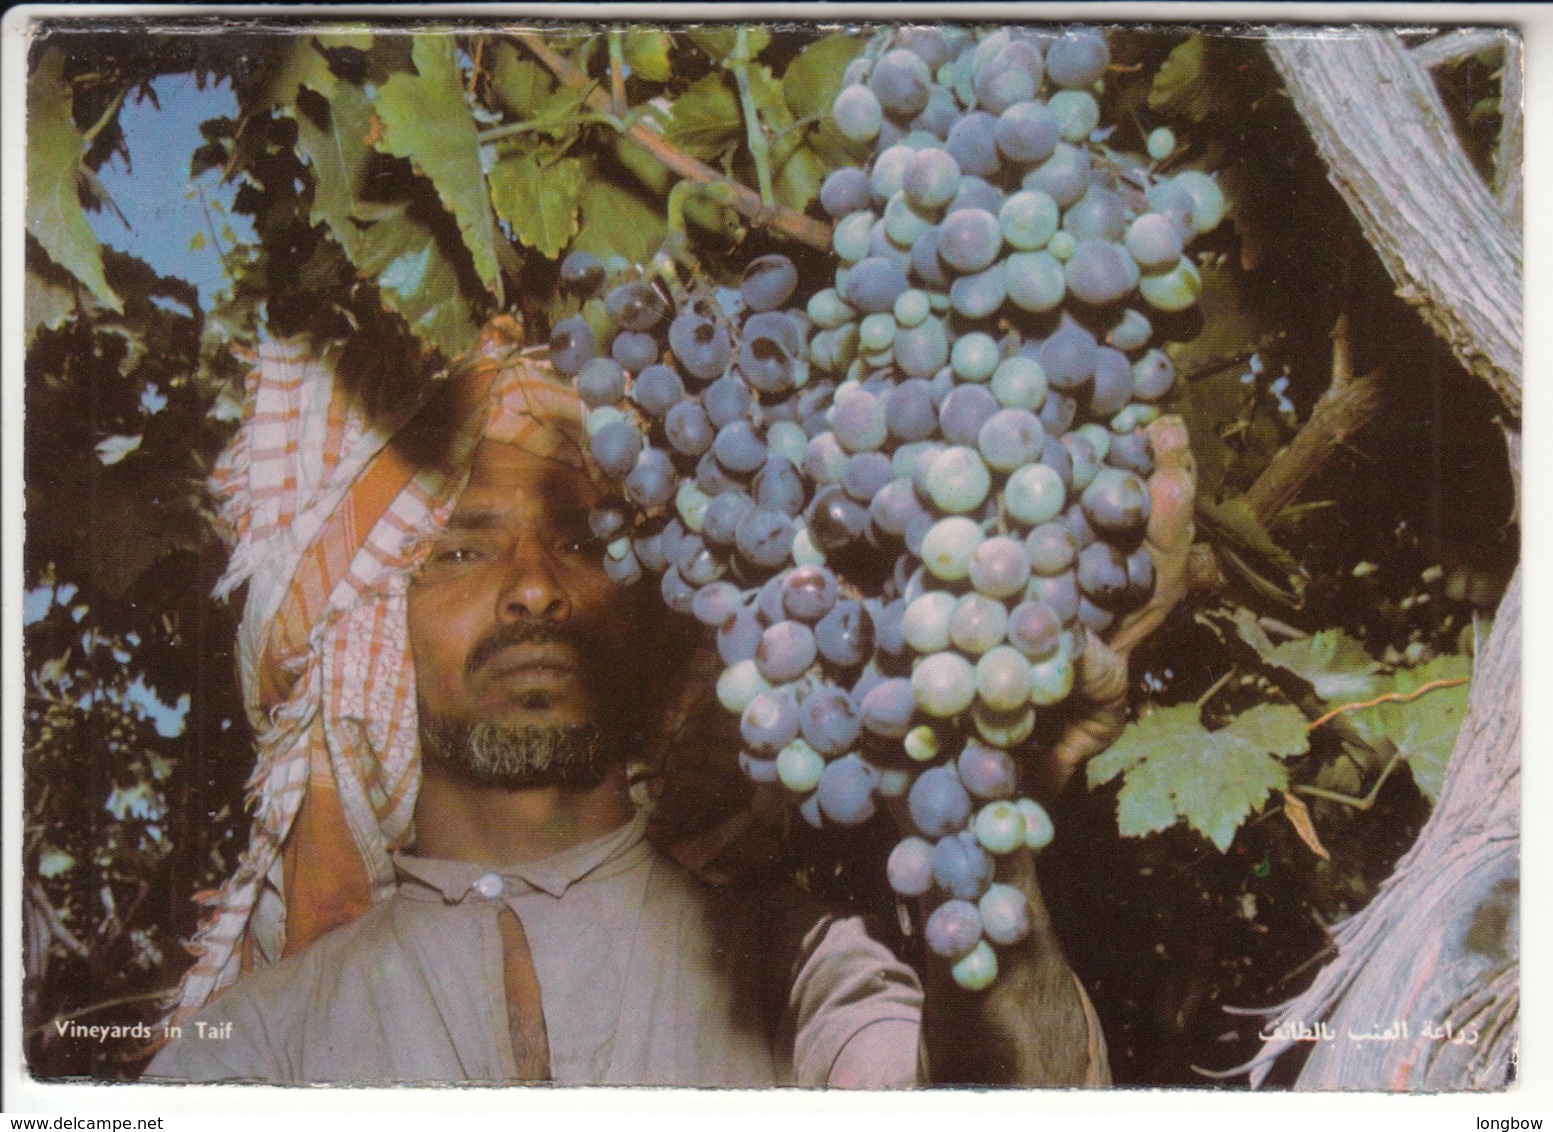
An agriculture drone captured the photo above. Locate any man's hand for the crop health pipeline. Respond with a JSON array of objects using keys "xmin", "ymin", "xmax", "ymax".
[{"xmin": 1034, "ymin": 415, "xmax": 1198, "ymax": 798}]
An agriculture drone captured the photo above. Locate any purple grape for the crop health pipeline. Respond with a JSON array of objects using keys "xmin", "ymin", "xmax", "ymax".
[
  {"xmin": 676, "ymin": 535, "xmax": 725, "ymax": 587},
  {"xmin": 714, "ymin": 420, "xmax": 768, "ymax": 476},
  {"xmin": 1046, "ymin": 28, "xmax": 1110, "ymax": 90},
  {"xmin": 611, "ymin": 330, "xmax": 659, "ymax": 372},
  {"xmin": 1108, "ymin": 429, "xmax": 1155, "ymax": 477},
  {"xmin": 801, "ymin": 684, "xmax": 862, "ymax": 756},
  {"xmin": 903, "ymin": 147, "xmax": 963, "ymax": 212},
  {"xmin": 632, "ymin": 364, "xmax": 685, "ymax": 418},
  {"xmin": 969, "ymin": 536, "xmax": 1032, "ymax": 600},
  {"xmin": 950, "ymin": 264, "xmax": 1007, "ymax": 319},
  {"xmin": 1007, "ymin": 600, "xmax": 1062, "ymax": 659},
  {"xmin": 1126, "ymin": 545, "xmax": 1156, "ymax": 606},
  {"xmin": 843, "ymin": 257, "xmax": 911, "ymax": 314},
  {"xmin": 717, "ymin": 603, "xmax": 763, "ymax": 665},
  {"xmin": 1025, "ymin": 144, "xmax": 1090, "ymax": 209},
  {"xmin": 974, "ymin": 43, "xmax": 1039, "ymax": 114},
  {"xmin": 703, "ymin": 374, "xmax": 754, "ymax": 430},
  {"xmin": 925, "ymin": 899, "xmax": 983, "ymax": 960},
  {"xmin": 958, "ymin": 741, "xmax": 1018, "ymax": 800},
  {"xmin": 908, "ymin": 764, "xmax": 972, "ymax": 838},
  {"xmin": 1065, "ymin": 240, "xmax": 1134, "ymax": 306},
  {"xmin": 659, "ymin": 564, "xmax": 697, "ymax": 615},
  {"xmin": 939, "ymin": 385, "xmax": 1000, "ymax": 447},
  {"xmin": 559, "ymin": 250, "xmax": 604, "ymax": 294},
  {"xmin": 605, "ymin": 279, "xmax": 667, "ymax": 332},
  {"xmin": 947, "ymin": 175, "xmax": 1005, "ymax": 217},
  {"xmin": 870, "ymin": 477, "xmax": 927, "ymax": 538},
  {"xmin": 633, "ymin": 526, "xmax": 670, "ymax": 573},
  {"xmin": 692, "ymin": 580, "xmax": 743, "ymax": 628},
  {"xmin": 996, "ymin": 101, "xmax": 1060, "ymax": 165},
  {"xmin": 624, "ymin": 447, "xmax": 676, "ymax": 509},
  {"xmin": 589, "ymin": 420, "xmax": 642, "ymax": 481},
  {"xmin": 740, "ymin": 254, "xmax": 799, "ymax": 312},
  {"xmin": 549, "ymin": 315, "xmax": 597, "ymax": 377},
  {"xmin": 1090, "ymin": 347, "xmax": 1134, "ymax": 417},
  {"xmin": 1039, "ymin": 320, "xmax": 1099, "ymax": 390},
  {"xmin": 1039, "ymin": 390, "xmax": 1078, "ymax": 438},
  {"xmin": 739, "ymin": 335, "xmax": 796, "ymax": 395},
  {"xmin": 577, "ymin": 357, "xmax": 628, "ymax": 408},
  {"xmin": 1063, "ymin": 188, "xmax": 1129, "ymax": 244},
  {"xmin": 938, "ymin": 208, "xmax": 1003, "ymax": 274},
  {"xmin": 756, "ymin": 619, "xmax": 819, "ymax": 683},
  {"xmin": 782, "ymin": 564, "xmax": 839, "ymax": 623},
  {"xmin": 806, "ymin": 485, "xmax": 869, "ymax": 552},
  {"xmin": 842, "ymin": 451, "xmax": 893, "ymax": 503},
  {"xmin": 909, "ymin": 227, "xmax": 950, "ymax": 289},
  {"xmin": 933, "ymin": 832, "xmax": 995, "ymax": 900},
  {"xmin": 757, "ymin": 571, "xmax": 789, "ymax": 624},
  {"xmin": 815, "ymin": 599, "xmax": 873, "ymax": 668},
  {"xmin": 742, "ymin": 689, "xmax": 801, "ymax": 755},
  {"xmin": 1132, "ymin": 349, "xmax": 1175, "ymax": 402},
  {"xmin": 696, "ymin": 449, "xmax": 743, "ymax": 496},
  {"xmin": 894, "ymin": 317, "xmax": 950, "ymax": 379},
  {"xmin": 589, "ymin": 497, "xmax": 631, "ymax": 541},
  {"xmin": 884, "ymin": 379, "xmax": 938, "ymax": 443},
  {"xmin": 669, "ymin": 313, "xmax": 733, "ymax": 381},
  {"xmin": 753, "ymin": 456, "xmax": 805, "ymax": 517},
  {"xmin": 888, "ymin": 836, "xmax": 937, "ymax": 898},
  {"xmin": 665, "ymin": 399, "xmax": 715, "ymax": 457},
  {"xmin": 873, "ymin": 598, "xmax": 908, "ymax": 656},
  {"xmin": 977, "ymin": 409, "xmax": 1045, "ymax": 472},
  {"xmin": 735, "ymin": 508, "xmax": 796, "ymax": 571},
  {"xmin": 1077, "ymin": 596, "xmax": 1116, "ymax": 634},
  {"xmin": 1081, "ymin": 466, "xmax": 1151, "ymax": 538},
  {"xmin": 1061, "ymin": 500, "xmax": 1097, "ymax": 551},
  {"xmin": 817, "ymin": 754, "xmax": 879, "ymax": 826},
  {"xmin": 946, "ymin": 111, "xmax": 1001, "ymax": 179},
  {"xmin": 1077, "ymin": 540, "xmax": 1130, "ymax": 607},
  {"xmin": 1025, "ymin": 570, "xmax": 1080, "ymax": 624},
  {"xmin": 829, "ymin": 388, "xmax": 887, "ymax": 453},
  {"xmin": 862, "ymin": 677, "xmax": 916, "ymax": 739},
  {"xmin": 870, "ymin": 49, "xmax": 933, "ymax": 119},
  {"xmin": 740, "ymin": 750, "xmax": 781, "ymax": 785},
  {"xmin": 603, "ymin": 546, "xmax": 642, "ymax": 586},
  {"xmin": 821, "ymin": 167, "xmax": 872, "ymax": 218}
]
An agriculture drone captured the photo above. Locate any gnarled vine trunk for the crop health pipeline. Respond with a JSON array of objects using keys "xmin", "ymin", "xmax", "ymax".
[{"xmin": 1245, "ymin": 27, "xmax": 1521, "ymax": 1091}]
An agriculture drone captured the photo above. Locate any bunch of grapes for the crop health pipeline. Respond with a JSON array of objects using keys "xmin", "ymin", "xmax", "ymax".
[{"xmin": 550, "ymin": 24, "xmax": 1219, "ymax": 991}]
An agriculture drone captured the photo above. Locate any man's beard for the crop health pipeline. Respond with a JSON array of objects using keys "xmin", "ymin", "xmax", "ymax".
[{"xmin": 419, "ymin": 718, "xmax": 617, "ymax": 790}]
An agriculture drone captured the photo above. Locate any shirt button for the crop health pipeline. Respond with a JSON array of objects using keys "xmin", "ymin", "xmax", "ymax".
[{"xmin": 474, "ymin": 873, "xmax": 505, "ymax": 899}]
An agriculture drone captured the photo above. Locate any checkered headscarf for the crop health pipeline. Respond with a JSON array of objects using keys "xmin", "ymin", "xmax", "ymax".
[{"xmin": 172, "ymin": 316, "xmax": 584, "ymax": 1021}]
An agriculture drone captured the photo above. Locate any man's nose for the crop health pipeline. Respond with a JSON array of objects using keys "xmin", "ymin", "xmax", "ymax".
[{"xmin": 496, "ymin": 538, "xmax": 571, "ymax": 623}]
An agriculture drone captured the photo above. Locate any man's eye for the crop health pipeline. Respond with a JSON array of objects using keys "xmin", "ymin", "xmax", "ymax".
[{"xmin": 430, "ymin": 544, "xmax": 482, "ymax": 566}]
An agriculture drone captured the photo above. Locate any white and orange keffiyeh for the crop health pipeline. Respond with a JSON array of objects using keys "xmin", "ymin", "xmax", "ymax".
[{"xmin": 173, "ymin": 317, "xmax": 584, "ymax": 1021}]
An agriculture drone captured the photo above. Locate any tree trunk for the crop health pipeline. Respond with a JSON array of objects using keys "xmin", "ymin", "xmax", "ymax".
[{"xmin": 1243, "ymin": 29, "xmax": 1522, "ymax": 1091}]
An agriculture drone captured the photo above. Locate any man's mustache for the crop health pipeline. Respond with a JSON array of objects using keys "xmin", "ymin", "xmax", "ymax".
[{"xmin": 465, "ymin": 620, "xmax": 582, "ymax": 678}]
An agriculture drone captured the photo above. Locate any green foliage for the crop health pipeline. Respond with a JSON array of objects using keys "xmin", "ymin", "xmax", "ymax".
[
  {"xmin": 783, "ymin": 33, "xmax": 864, "ymax": 121},
  {"xmin": 26, "ymin": 50, "xmax": 120, "ymax": 312},
  {"xmin": 1232, "ymin": 613, "xmax": 1383, "ymax": 702},
  {"xmin": 623, "ymin": 27, "xmax": 674, "ymax": 83},
  {"xmin": 1332, "ymin": 655, "xmax": 1472, "ymax": 804},
  {"xmin": 490, "ymin": 153, "xmax": 585, "ymax": 259},
  {"xmin": 371, "ymin": 34, "xmax": 505, "ymax": 303},
  {"xmin": 1089, "ymin": 704, "xmax": 1311, "ymax": 852}
]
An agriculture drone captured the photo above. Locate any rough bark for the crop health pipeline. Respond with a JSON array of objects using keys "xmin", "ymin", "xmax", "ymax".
[
  {"xmin": 1244, "ymin": 29, "xmax": 1522, "ymax": 1092},
  {"xmin": 1265, "ymin": 29, "xmax": 1522, "ymax": 419}
]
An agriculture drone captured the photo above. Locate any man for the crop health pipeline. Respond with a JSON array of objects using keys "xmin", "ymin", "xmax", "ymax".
[{"xmin": 145, "ymin": 318, "xmax": 1192, "ymax": 1087}]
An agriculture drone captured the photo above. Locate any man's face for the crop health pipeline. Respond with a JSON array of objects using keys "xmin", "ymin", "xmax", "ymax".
[{"xmin": 408, "ymin": 437, "xmax": 646, "ymax": 784}]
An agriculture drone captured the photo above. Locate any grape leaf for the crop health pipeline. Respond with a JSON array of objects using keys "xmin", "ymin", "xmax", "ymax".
[
  {"xmin": 26, "ymin": 51, "xmax": 121, "ymax": 313},
  {"xmin": 490, "ymin": 153, "xmax": 584, "ymax": 259},
  {"xmin": 291, "ymin": 86, "xmax": 371, "ymax": 258},
  {"xmin": 1338, "ymin": 655, "xmax": 1471, "ymax": 803},
  {"xmin": 1089, "ymin": 703, "xmax": 1310, "ymax": 851},
  {"xmin": 689, "ymin": 26, "xmax": 770, "ymax": 63},
  {"xmin": 260, "ymin": 36, "xmax": 337, "ymax": 109},
  {"xmin": 783, "ymin": 32, "xmax": 866, "ymax": 121},
  {"xmin": 489, "ymin": 43, "xmax": 554, "ymax": 119},
  {"xmin": 665, "ymin": 74, "xmax": 744, "ymax": 162},
  {"xmin": 1231, "ymin": 611, "xmax": 1383, "ymax": 702},
  {"xmin": 1149, "ymin": 35, "xmax": 1206, "ymax": 116},
  {"xmin": 773, "ymin": 143, "xmax": 829, "ymax": 214},
  {"xmin": 571, "ymin": 177, "xmax": 667, "ymax": 270},
  {"xmin": 624, "ymin": 27, "xmax": 674, "ymax": 83},
  {"xmin": 25, "ymin": 265, "xmax": 78, "ymax": 347},
  {"xmin": 371, "ymin": 34, "xmax": 504, "ymax": 302}
]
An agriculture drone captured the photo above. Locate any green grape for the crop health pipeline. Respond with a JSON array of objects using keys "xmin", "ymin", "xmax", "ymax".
[
  {"xmin": 951, "ymin": 332, "xmax": 1001, "ymax": 382},
  {"xmin": 1147, "ymin": 126, "xmax": 1176, "ymax": 161}
]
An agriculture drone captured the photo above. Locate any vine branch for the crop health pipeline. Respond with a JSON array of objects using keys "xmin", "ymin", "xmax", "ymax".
[{"xmin": 512, "ymin": 30, "xmax": 833, "ymax": 252}]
